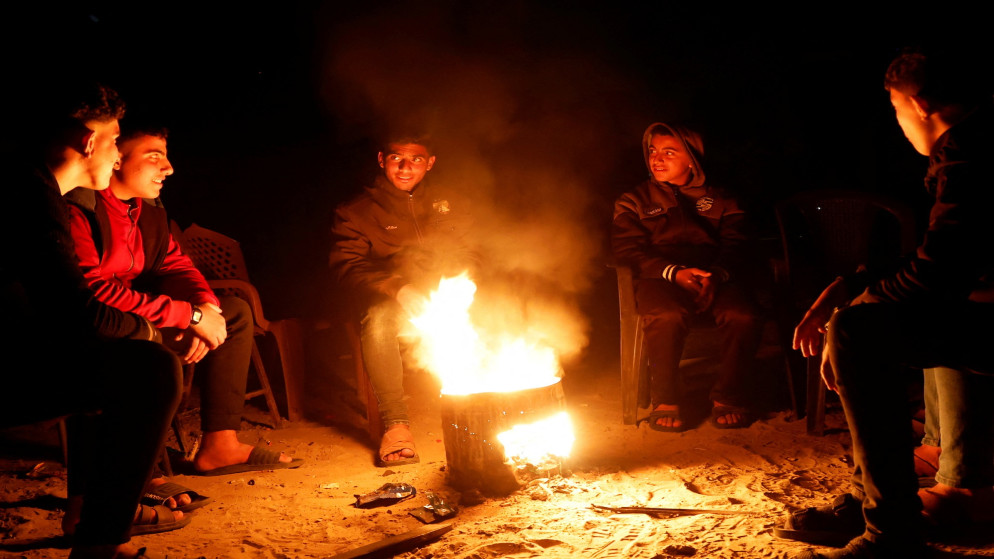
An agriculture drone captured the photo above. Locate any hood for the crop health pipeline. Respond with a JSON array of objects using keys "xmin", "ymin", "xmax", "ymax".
[{"xmin": 641, "ymin": 122, "xmax": 706, "ymax": 187}]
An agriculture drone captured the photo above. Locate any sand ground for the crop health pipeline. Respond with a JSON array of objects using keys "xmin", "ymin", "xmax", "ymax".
[{"xmin": 2, "ymin": 323, "xmax": 993, "ymax": 559}]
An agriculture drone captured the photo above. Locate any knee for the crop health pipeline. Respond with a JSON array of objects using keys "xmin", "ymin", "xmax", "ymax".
[
  {"xmin": 641, "ymin": 307, "xmax": 686, "ymax": 333},
  {"xmin": 116, "ymin": 341, "xmax": 183, "ymax": 411},
  {"xmin": 715, "ymin": 307, "xmax": 762, "ymax": 330},
  {"xmin": 217, "ymin": 296, "xmax": 253, "ymax": 336}
]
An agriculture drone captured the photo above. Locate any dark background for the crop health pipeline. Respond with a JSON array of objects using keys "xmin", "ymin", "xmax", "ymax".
[{"xmin": 8, "ymin": 4, "xmax": 992, "ymax": 367}]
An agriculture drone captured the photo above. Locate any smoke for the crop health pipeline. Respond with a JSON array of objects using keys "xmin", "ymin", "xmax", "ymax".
[{"xmin": 318, "ymin": 4, "xmax": 649, "ymax": 365}]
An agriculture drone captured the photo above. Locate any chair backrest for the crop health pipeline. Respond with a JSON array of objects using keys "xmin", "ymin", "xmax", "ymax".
[
  {"xmin": 775, "ymin": 189, "xmax": 917, "ymax": 299},
  {"xmin": 179, "ymin": 224, "xmax": 251, "ymax": 282}
]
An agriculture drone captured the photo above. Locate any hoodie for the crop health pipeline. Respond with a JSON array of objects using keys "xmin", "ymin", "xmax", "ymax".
[{"xmin": 612, "ymin": 122, "xmax": 749, "ymax": 282}]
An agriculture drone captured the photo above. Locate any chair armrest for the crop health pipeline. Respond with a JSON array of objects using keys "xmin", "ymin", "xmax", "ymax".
[{"xmin": 207, "ymin": 279, "xmax": 270, "ymax": 330}]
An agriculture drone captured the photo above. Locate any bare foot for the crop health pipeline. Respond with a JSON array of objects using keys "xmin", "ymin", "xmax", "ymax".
[
  {"xmin": 652, "ymin": 404, "xmax": 682, "ymax": 430},
  {"xmin": 380, "ymin": 424, "xmax": 417, "ymax": 462},
  {"xmin": 192, "ymin": 430, "xmax": 292, "ymax": 472}
]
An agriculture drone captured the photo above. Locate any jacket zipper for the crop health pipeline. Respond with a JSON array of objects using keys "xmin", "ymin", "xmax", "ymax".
[{"xmin": 409, "ymin": 193, "xmax": 424, "ymax": 245}]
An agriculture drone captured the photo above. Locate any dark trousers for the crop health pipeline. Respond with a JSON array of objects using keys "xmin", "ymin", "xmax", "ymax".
[
  {"xmin": 359, "ymin": 297, "xmax": 409, "ymax": 425},
  {"xmin": 1, "ymin": 339, "xmax": 182, "ymax": 546},
  {"xmin": 828, "ymin": 301, "xmax": 994, "ymax": 545},
  {"xmin": 635, "ymin": 279, "xmax": 763, "ymax": 407},
  {"xmin": 196, "ymin": 295, "xmax": 253, "ymax": 432}
]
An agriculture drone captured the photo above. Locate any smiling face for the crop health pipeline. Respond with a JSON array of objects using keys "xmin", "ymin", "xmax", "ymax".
[
  {"xmin": 109, "ymin": 133, "xmax": 174, "ymax": 200},
  {"xmin": 647, "ymin": 133, "xmax": 693, "ymax": 186},
  {"xmin": 377, "ymin": 142, "xmax": 435, "ymax": 192}
]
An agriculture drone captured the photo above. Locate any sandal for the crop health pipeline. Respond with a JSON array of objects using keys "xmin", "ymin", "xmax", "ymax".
[
  {"xmin": 710, "ymin": 404, "xmax": 752, "ymax": 429},
  {"xmin": 130, "ymin": 504, "xmax": 192, "ymax": 536},
  {"xmin": 377, "ymin": 424, "xmax": 420, "ymax": 467},
  {"xmin": 640, "ymin": 408, "xmax": 684, "ymax": 432},
  {"xmin": 142, "ymin": 480, "xmax": 212, "ymax": 513}
]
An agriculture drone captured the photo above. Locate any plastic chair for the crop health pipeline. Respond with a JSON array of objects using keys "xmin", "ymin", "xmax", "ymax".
[
  {"xmin": 614, "ymin": 263, "xmax": 722, "ymax": 426},
  {"xmin": 178, "ymin": 223, "xmax": 306, "ymax": 423},
  {"xmin": 775, "ymin": 189, "xmax": 916, "ymax": 435}
]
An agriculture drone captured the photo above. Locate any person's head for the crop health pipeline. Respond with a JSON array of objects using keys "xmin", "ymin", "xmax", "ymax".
[
  {"xmin": 109, "ymin": 126, "xmax": 173, "ymax": 200},
  {"xmin": 642, "ymin": 123, "xmax": 705, "ymax": 187},
  {"xmin": 35, "ymin": 82, "xmax": 126, "ymax": 193},
  {"xmin": 377, "ymin": 132, "xmax": 435, "ymax": 192},
  {"xmin": 884, "ymin": 48, "xmax": 987, "ymax": 155}
]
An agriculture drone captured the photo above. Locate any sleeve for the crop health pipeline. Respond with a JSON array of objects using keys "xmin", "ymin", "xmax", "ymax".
[
  {"xmin": 611, "ymin": 192, "xmax": 683, "ymax": 281},
  {"xmin": 710, "ymin": 195, "xmax": 750, "ymax": 282},
  {"xmin": 329, "ymin": 205, "xmax": 407, "ymax": 300},
  {"xmin": 68, "ymin": 205, "xmax": 215, "ymax": 329},
  {"xmin": 9, "ymin": 179, "xmax": 156, "ymax": 343},
  {"xmin": 858, "ymin": 153, "xmax": 990, "ymax": 304}
]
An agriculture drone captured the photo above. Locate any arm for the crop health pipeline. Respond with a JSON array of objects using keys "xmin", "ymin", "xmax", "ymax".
[
  {"xmin": 68, "ymin": 205, "xmax": 216, "ymax": 329},
  {"xmin": 329, "ymin": 206, "xmax": 407, "ymax": 300},
  {"xmin": 611, "ymin": 192, "xmax": 685, "ymax": 281},
  {"xmin": 861, "ymin": 147, "xmax": 990, "ymax": 303}
]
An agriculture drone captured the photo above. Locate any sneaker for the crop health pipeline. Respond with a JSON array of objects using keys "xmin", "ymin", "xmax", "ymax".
[{"xmin": 774, "ymin": 494, "xmax": 865, "ymax": 547}]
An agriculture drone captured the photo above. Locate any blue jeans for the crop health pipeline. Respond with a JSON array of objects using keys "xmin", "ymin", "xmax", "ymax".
[
  {"xmin": 921, "ymin": 367, "xmax": 994, "ymax": 487},
  {"xmin": 828, "ymin": 301, "xmax": 994, "ymax": 545},
  {"xmin": 360, "ymin": 298, "xmax": 410, "ymax": 426}
]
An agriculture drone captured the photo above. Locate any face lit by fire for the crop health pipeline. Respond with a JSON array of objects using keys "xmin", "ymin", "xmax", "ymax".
[
  {"xmin": 81, "ymin": 119, "xmax": 121, "ymax": 190},
  {"xmin": 110, "ymin": 134, "xmax": 174, "ymax": 200},
  {"xmin": 648, "ymin": 133, "xmax": 693, "ymax": 186},
  {"xmin": 889, "ymin": 87, "xmax": 937, "ymax": 156},
  {"xmin": 378, "ymin": 143, "xmax": 435, "ymax": 192}
]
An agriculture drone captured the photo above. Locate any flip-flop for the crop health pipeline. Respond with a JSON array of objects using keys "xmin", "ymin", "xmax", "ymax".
[
  {"xmin": 377, "ymin": 425, "xmax": 420, "ymax": 467},
  {"xmin": 142, "ymin": 480, "xmax": 212, "ymax": 513},
  {"xmin": 130, "ymin": 504, "xmax": 193, "ymax": 536},
  {"xmin": 197, "ymin": 446, "xmax": 304, "ymax": 476},
  {"xmin": 710, "ymin": 404, "xmax": 752, "ymax": 429},
  {"xmin": 639, "ymin": 409, "xmax": 684, "ymax": 432}
]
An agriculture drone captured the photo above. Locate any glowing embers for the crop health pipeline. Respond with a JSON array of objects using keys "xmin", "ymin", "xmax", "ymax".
[{"xmin": 497, "ymin": 411, "xmax": 574, "ymax": 469}]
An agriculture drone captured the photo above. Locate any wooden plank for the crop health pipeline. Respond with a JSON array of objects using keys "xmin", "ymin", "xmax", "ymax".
[{"xmin": 329, "ymin": 523, "xmax": 453, "ymax": 559}]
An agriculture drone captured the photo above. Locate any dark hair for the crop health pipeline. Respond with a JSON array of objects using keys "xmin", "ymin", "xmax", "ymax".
[
  {"xmin": 119, "ymin": 123, "xmax": 169, "ymax": 145},
  {"xmin": 27, "ymin": 82, "xmax": 126, "ymax": 151},
  {"xmin": 67, "ymin": 82, "xmax": 126, "ymax": 123},
  {"xmin": 379, "ymin": 130, "xmax": 433, "ymax": 155},
  {"xmin": 885, "ymin": 48, "xmax": 989, "ymax": 108}
]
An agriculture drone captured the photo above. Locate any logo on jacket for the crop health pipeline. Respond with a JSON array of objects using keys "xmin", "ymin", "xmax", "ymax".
[
  {"xmin": 696, "ymin": 197, "xmax": 714, "ymax": 213},
  {"xmin": 434, "ymin": 200, "xmax": 451, "ymax": 214},
  {"xmin": 646, "ymin": 206, "xmax": 662, "ymax": 216},
  {"xmin": 384, "ymin": 225, "xmax": 398, "ymax": 230}
]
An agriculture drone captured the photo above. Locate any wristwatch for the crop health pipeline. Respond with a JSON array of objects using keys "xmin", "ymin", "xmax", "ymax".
[{"xmin": 190, "ymin": 305, "xmax": 203, "ymax": 326}]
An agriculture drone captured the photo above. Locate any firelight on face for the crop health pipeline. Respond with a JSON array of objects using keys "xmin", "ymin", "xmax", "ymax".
[
  {"xmin": 648, "ymin": 134, "xmax": 693, "ymax": 186},
  {"xmin": 378, "ymin": 142, "xmax": 435, "ymax": 192}
]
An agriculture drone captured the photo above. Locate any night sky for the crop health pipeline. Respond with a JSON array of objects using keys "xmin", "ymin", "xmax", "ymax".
[{"xmin": 9, "ymin": 5, "xmax": 993, "ymax": 358}]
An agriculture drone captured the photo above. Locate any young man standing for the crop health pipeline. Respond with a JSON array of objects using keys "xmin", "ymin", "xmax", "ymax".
[
  {"xmin": 2, "ymin": 83, "xmax": 183, "ymax": 559},
  {"xmin": 66, "ymin": 126, "xmax": 301, "ymax": 476},
  {"xmin": 782, "ymin": 49, "xmax": 994, "ymax": 559},
  {"xmin": 330, "ymin": 133, "xmax": 470, "ymax": 466}
]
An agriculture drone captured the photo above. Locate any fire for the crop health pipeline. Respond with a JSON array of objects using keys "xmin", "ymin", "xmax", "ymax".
[
  {"xmin": 496, "ymin": 411, "xmax": 574, "ymax": 465},
  {"xmin": 410, "ymin": 272, "xmax": 562, "ymax": 396},
  {"xmin": 411, "ymin": 272, "xmax": 574, "ymax": 465}
]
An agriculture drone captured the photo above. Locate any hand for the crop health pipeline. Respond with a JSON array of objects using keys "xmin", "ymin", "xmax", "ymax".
[
  {"xmin": 396, "ymin": 284, "xmax": 427, "ymax": 317},
  {"xmin": 674, "ymin": 268, "xmax": 711, "ymax": 297},
  {"xmin": 189, "ymin": 304, "xmax": 227, "ymax": 349},
  {"xmin": 172, "ymin": 332, "xmax": 210, "ymax": 364},
  {"xmin": 693, "ymin": 275, "xmax": 716, "ymax": 311},
  {"xmin": 793, "ymin": 277, "xmax": 848, "ymax": 358}
]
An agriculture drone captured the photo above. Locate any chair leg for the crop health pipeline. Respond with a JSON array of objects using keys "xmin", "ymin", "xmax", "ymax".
[
  {"xmin": 57, "ymin": 419, "xmax": 69, "ymax": 466},
  {"xmin": 248, "ymin": 338, "xmax": 285, "ymax": 428},
  {"xmin": 268, "ymin": 319, "xmax": 306, "ymax": 422},
  {"xmin": 806, "ymin": 356, "xmax": 826, "ymax": 435}
]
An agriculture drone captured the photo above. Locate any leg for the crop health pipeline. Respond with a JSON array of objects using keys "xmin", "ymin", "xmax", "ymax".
[
  {"xmin": 709, "ymin": 283, "xmax": 763, "ymax": 426},
  {"xmin": 73, "ymin": 340, "xmax": 183, "ymax": 546},
  {"xmin": 635, "ymin": 279, "xmax": 691, "ymax": 429},
  {"xmin": 914, "ymin": 369, "xmax": 941, "ymax": 478},
  {"xmin": 192, "ymin": 296, "xmax": 295, "ymax": 472},
  {"xmin": 361, "ymin": 297, "xmax": 416, "ymax": 462}
]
